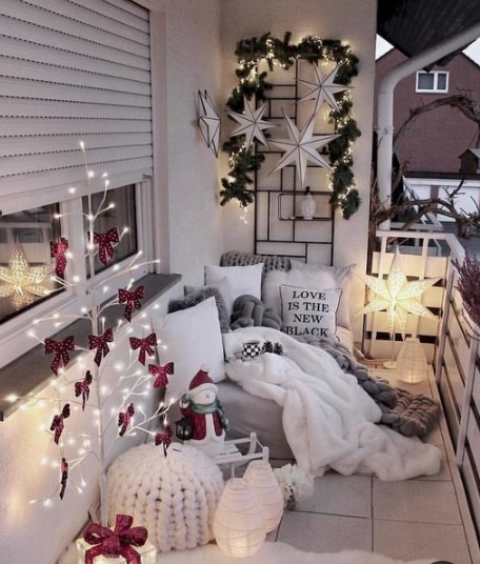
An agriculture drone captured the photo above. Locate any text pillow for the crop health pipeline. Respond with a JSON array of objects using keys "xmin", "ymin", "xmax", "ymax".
[
  {"xmin": 153, "ymin": 297, "xmax": 225, "ymax": 402},
  {"xmin": 205, "ymin": 263, "xmax": 263, "ymax": 303},
  {"xmin": 280, "ymin": 284, "xmax": 342, "ymax": 338}
]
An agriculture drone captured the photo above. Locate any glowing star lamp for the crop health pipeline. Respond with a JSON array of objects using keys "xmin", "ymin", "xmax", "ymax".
[
  {"xmin": 213, "ymin": 478, "xmax": 266, "ymax": 558},
  {"xmin": 362, "ymin": 247, "xmax": 439, "ymax": 368}
]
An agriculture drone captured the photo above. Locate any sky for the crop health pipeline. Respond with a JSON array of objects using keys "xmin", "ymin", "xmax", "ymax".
[{"xmin": 375, "ymin": 35, "xmax": 480, "ymax": 63}]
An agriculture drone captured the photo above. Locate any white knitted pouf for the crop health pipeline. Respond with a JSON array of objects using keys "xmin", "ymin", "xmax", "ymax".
[{"xmin": 107, "ymin": 443, "xmax": 224, "ymax": 553}]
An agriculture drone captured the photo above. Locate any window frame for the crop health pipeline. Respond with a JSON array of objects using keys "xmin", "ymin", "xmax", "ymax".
[
  {"xmin": 0, "ymin": 180, "xmax": 153, "ymax": 370},
  {"xmin": 415, "ymin": 70, "xmax": 450, "ymax": 94}
]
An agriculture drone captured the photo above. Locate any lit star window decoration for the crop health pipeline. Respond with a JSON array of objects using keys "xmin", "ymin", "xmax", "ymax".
[
  {"xmin": 297, "ymin": 63, "xmax": 349, "ymax": 116},
  {"xmin": 227, "ymin": 96, "xmax": 277, "ymax": 150},
  {"xmin": 198, "ymin": 90, "xmax": 221, "ymax": 158},
  {"xmin": 0, "ymin": 249, "xmax": 52, "ymax": 309},
  {"xmin": 362, "ymin": 247, "xmax": 440, "ymax": 338},
  {"xmin": 269, "ymin": 110, "xmax": 339, "ymax": 189}
]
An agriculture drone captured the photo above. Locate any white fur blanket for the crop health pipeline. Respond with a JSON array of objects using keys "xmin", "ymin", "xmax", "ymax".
[{"xmin": 223, "ymin": 328, "xmax": 442, "ymax": 481}]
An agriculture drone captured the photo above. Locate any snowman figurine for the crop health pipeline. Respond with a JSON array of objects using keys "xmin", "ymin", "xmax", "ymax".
[{"xmin": 180, "ymin": 369, "xmax": 228, "ymax": 458}]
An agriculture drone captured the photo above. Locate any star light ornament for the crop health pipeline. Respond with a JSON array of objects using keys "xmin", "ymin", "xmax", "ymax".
[
  {"xmin": 297, "ymin": 63, "xmax": 348, "ymax": 115},
  {"xmin": 362, "ymin": 247, "xmax": 439, "ymax": 338},
  {"xmin": 227, "ymin": 96, "xmax": 276, "ymax": 150},
  {"xmin": 198, "ymin": 90, "xmax": 221, "ymax": 158},
  {"xmin": 269, "ymin": 110, "xmax": 339, "ymax": 189},
  {"xmin": 0, "ymin": 249, "xmax": 52, "ymax": 309}
]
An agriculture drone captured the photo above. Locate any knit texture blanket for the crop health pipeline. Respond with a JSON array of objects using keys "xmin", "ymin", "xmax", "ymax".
[{"xmin": 229, "ymin": 295, "xmax": 439, "ymax": 438}]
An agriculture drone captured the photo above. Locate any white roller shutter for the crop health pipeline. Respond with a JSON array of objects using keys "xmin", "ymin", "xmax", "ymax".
[{"xmin": 0, "ymin": 0, "xmax": 153, "ymax": 197}]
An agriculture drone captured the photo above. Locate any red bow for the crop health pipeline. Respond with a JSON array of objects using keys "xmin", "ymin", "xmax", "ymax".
[
  {"xmin": 118, "ymin": 286, "xmax": 144, "ymax": 323},
  {"xmin": 155, "ymin": 426, "xmax": 173, "ymax": 457},
  {"xmin": 148, "ymin": 362, "xmax": 174, "ymax": 388},
  {"xmin": 59, "ymin": 457, "xmax": 69, "ymax": 500},
  {"xmin": 129, "ymin": 333, "xmax": 157, "ymax": 365},
  {"xmin": 44, "ymin": 336, "xmax": 75, "ymax": 375},
  {"xmin": 92, "ymin": 228, "xmax": 119, "ymax": 266},
  {"xmin": 118, "ymin": 404, "xmax": 135, "ymax": 437},
  {"xmin": 75, "ymin": 371, "xmax": 93, "ymax": 411},
  {"xmin": 50, "ymin": 237, "xmax": 69, "ymax": 278},
  {"xmin": 83, "ymin": 514, "xmax": 148, "ymax": 564},
  {"xmin": 50, "ymin": 404, "xmax": 71, "ymax": 445},
  {"xmin": 88, "ymin": 329, "xmax": 114, "ymax": 366}
]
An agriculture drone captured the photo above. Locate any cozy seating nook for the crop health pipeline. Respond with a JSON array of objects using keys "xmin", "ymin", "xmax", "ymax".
[{"xmin": 1, "ymin": 1, "xmax": 480, "ymax": 564}]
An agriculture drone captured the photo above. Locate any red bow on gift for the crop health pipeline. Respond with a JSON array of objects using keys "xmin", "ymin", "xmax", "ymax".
[
  {"xmin": 75, "ymin": 371, "xmax": 93, "ymax": 411},
  {"xmin": 118, "ymin": 286, "xmax": 144, "ymax": 323},
  {"xmin": 88, "ymin": 329, "xmax": 114, "ymax": 366},
  {"xmin": 92, "ymin": 228, "xmax": 119, "ymax": 266},
  {"xmin": 50, "ymin": 237, "xmax": 69, "ymax": 278},
  {"xmin": 50, "ymin": 404, "xmax": 71, "ymax": 445},
  {"xmin": 83, "ymin": 514, "xmax": 148, "ymax": 564},
  {"xmin": 59, "ymin": 457, "xmax": 69, "ymax": 500},
  {"xmin": 44, "ymin": 336, "xmax": 75, "ymax": 375},
  {"xmin": 118, "ymin": 404, "xmax": 135, "ymax": 437},
  {"xmin": 129, "ymin": 333, "xmax": 157, "ymax": 365},
  {"xmin": 155, "ymin": 426, "xmax": 173, "ymax": 457},
  {"xmin": 148, "ymin": 362, "xmax": 174, "ymax": 388}
]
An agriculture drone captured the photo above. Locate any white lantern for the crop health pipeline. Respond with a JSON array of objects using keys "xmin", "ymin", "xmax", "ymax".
[
  {"xmin": 244, "ymin": 460, "xmax": 284, "ymax": 532},
  {"xmin": 213, "ymin": 478, "xmax": 266, "ymax": 558},
  {"xmin": 396, "ymin": 337, "xmax": 428, "ymax": 384}
]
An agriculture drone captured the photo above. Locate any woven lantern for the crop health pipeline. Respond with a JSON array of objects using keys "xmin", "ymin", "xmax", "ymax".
[
  {"xmin": 244, "ymin": 460, "xmax": 284, "ymax": 532},
  {"xmin": 396, "ymin": 337, "xmax": 428, "ymax": 384},
  {"xmin": 213, "ymin": 478, "xmax": 266, "ymax": 558}
]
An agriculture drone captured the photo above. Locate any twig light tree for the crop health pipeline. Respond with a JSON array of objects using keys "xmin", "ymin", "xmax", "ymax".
[{"xmin": 28, "ymin": 143, "xmax": 175, "ymax": 527}]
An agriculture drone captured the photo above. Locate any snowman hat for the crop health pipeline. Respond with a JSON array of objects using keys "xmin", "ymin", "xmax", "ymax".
[{"xmin": 188, "ymin": 368, "xmax": 218, "ymax": 396}]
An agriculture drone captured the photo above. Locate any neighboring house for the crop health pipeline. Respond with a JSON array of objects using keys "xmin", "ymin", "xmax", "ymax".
[{"xmin": 375, "ymin": 48, "xmax": 480, "ymax": 219}]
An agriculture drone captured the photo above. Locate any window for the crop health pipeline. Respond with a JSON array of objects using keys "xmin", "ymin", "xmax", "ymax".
[
  {"xmin": 0, "ymin": 204, "xmax": 61, "ymax": 324},
  {"xmin": 416, "ymin": 70, "xmax": 449, "ymax": 93}
]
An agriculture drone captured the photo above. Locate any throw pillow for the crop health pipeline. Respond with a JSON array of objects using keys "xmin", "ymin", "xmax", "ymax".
[
  {"xmin": 205, "ymin": 263, "xmax": 263, "ymax": 302},
  {"xmin": 280, "ymin": 284, "xmax": 342, "ymax": 338},
  {"xmin": 153, "ymin": 297, "xmax": 225, "ymax": 402},
  {"xmin": 185, "ymin": 276, "xmax": 234, "ymax": 319},
  {"xmin": 168, "ymin": 286, "xmax": 230, "ymax": 333},
  {"xmin": 263, "ymin": 263, "xmax": 355, "ymax": 329}
]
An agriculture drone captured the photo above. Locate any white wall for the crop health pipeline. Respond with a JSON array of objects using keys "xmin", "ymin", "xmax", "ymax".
[
  {"xmin": 219, "ymin": 0, "xmax": 378, "ymax": 339},
  {"xmin": 155, "ymin": 0, "xmax": 224, "ymax": 285}
]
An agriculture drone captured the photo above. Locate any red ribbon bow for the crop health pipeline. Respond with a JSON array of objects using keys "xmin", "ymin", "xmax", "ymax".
[
  {"xmin": 118, "ymin": 404, "xmax": 135, "ymax": 437},
  {"xmin": 59, "ymin": 457, "xmax": 69, "ymax": 500},
  {"xmin": 50, "ymin": 404, "xmax": 71, "ymax": 445},
  {"xmin": 118, "ymin": 286, "xmax": 144, "ymax": 323},
  {"xmin": 148, "ymin": 362, "xmax": 174, "ymax": 388},
  {"xmin": 44, "ymin": 336, "xmax": 75, "ymax": 375},
  {"xmin": 155, "ymin": 426, "xmax": 173, "ymax": 457},
  {"xmin": 88, "ymin": 329, "xmax": 114, "ymax": 366},
  {"xmin": 92, "ymin": 228, "xmax": 120, "ymax": 266},
  {"xmin": 129, "ymin": 333, "xmax": 157, "ymax": 365},
  {"xmin": 75, "ymin": 371, "xmax": 93, "ymax": 411},
  {"xmin": 83, "ymin": 514, "xmax": 148, "ymax": 564},
  {"xmin": 50, "ymin": 237, "xmax": 69, "ymax": 278}
]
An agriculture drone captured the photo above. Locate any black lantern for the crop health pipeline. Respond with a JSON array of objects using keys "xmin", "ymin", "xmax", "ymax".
[{"xmin": 175, "ymin": 417, "xmax": 194, "ymax": 442}]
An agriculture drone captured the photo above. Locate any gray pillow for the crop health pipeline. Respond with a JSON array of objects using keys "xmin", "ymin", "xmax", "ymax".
[{"xmin": 168, "ymin": 286, "xmax": 230, "ymax": 333}]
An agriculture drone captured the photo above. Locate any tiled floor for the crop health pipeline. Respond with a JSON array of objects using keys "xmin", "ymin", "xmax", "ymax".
[{"xmin": 267, "ymin": 367, "xmax": 476, "ymax": 564}]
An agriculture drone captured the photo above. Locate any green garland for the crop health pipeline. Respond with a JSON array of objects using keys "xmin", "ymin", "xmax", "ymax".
[{"xmin": 220, "ymin": 32, "xmax": 361, "ymax": 219}]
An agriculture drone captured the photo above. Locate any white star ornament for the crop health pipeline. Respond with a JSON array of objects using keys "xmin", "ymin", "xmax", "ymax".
[
  {"xmin": 227, "ymin": 96, "xmax": 276, "ymax": 150},
  {"xmin": 297, "ymin": 64, "xmax": 348, "ymax": 115}
]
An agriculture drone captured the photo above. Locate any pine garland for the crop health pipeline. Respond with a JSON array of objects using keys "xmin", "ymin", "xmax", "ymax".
[{"xmin": 220, "ymin": 32, "xmax": 362, "ymax": 219}]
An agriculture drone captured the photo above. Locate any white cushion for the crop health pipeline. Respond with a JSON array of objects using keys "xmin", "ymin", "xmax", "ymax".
[
  {"xmin": 185, "ymin": 276, "xmax": 234, "ymax": 319},
  {"xmin": 280, "ymin": 284, "xmax": 342, "ymax": 338},
  {"xmin": 153, "ymin": 297, "xmax": 225, "ymax": 402},
  {"xmin": 205, "ymin": 263, "xmax": 263, "ymax": 303},
  {"xmin": 263, "ymin": 263, "xmax": 355, "ymax": 329}
]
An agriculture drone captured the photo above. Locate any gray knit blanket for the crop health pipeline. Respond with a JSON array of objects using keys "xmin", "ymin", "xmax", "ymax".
[{"xmin": 230, "ymin": 295, "xmax": 440, "ymax": 438}]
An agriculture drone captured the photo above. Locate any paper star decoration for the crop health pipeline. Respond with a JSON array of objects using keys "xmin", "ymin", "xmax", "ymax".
[
  {"xmin": 297, "ymin": 63, "xmax": 348, "ymax": 115},
  {"xmin": 198, "ymin": 90, "xmax": 221, "ymax": 158},
  {"xmin": 269, "ymin": 110, "xmax": 339, "ymax": 188},
  {"xmin": 227, "ymin": 96, "xmax": 276, "ymax": 149},
  {"xmin": 362, "ymin": 247, "xmax": 439, "ymax": 337},
  {"xmin": 0, "ymin": 249, "xmax": 52, "ymax": 309}
]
